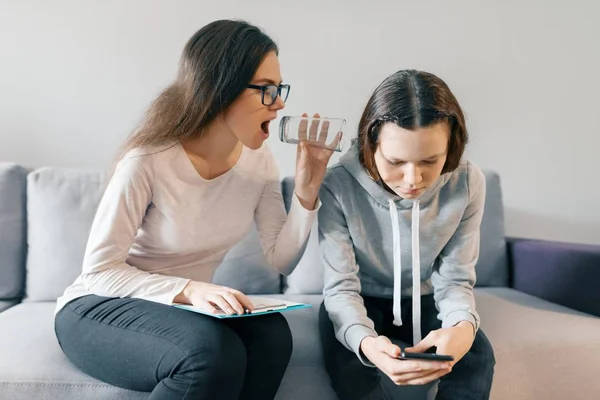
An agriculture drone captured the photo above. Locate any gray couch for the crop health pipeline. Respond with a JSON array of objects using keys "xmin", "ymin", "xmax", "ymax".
[{"xmin": 1, "ymin": 161, "xmax": 599, "ymax": 400}]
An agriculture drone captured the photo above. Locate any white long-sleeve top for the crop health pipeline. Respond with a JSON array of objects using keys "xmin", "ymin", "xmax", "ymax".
[{"xmin": 56, "ymin": 142, "xmax": 317, "ymax": 313}]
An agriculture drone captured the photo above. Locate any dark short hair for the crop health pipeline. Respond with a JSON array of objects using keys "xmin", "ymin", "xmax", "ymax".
[{"xmin": 357, "ymin": 70, "xmax": 468, "ymax": 180}]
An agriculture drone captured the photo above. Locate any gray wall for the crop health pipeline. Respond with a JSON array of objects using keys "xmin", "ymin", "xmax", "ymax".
[{"xmin": 1, "ymin": 0, "xmax": 598, "ymax": 245}]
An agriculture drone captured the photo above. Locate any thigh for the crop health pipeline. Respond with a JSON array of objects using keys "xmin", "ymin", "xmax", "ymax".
[
  {"xmin": 224, "ymin": 311, "xmax": 292, "ymax": 356},
  {"xmin": 55, "ymin": 295, "xmax": 243, "ymax": 392},
  {"xmin": 319, "ymin": 300, "xmax": 385, "ymax": 399}
]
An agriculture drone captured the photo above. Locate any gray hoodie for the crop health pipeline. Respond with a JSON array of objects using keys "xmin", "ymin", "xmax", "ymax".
[{"xmin": 318, "ymin": 141, "xmax": 485, "ymax": 365}]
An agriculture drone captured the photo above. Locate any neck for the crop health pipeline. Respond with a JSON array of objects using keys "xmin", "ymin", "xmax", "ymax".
[{"xmin": 181, "ymin": 119, "xmax": 240, "ymax": 162}]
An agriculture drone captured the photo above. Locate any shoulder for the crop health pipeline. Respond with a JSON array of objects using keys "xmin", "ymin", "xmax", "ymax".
[
  {"xmin": 114, "ymin": 142, "xmax": 180, "ymax": 183},
  {"xmin": 443, "ymin": 160, "xmax": 485, "ymax": 205},
  {"xmin": 322, "ymin": 162, "xmax": 352, "ymax": 191},
  {"xmin": 464, "ymin": 160, "xmax": 485, "ymax": 201}
]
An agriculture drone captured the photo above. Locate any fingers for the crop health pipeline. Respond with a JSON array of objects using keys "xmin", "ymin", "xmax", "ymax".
[
  {"xmin": 194, "ymin": 300, "xmax": 218, "ymax": 315},
  {"xmin": 375, "ymin": 336, "xmax": 401, "ymax": 358},
  {"xmin": 232, "ymin": 290, "xmax": 254, "ymax": 312},
  {"xmin": 206, "ymin": 288, "xmax": 252, "ymax": 315},
  {"xmin": 221, "ymin": 291, "xmax": 245, "ymax": 315},
  {"xmin": 318, "ymin": 119, "xmax": 330, "ymax": 144},
  {"xmin": 298, "ymin": 113, "xmax": 308, "ymax": 141},
  {"xmin": 391, "ymin": 359, "xmax": 450, "ymax": 375},
  {"xmin": 393, "ymin": 364, "xmax": 452, "ymax": 386},
  {"xmin": 308, "ymin": 113, "xmax": 320, "ymax": 142},
  {"xmin": 386, "ymin": 358, "xmax": 451, "ymax": 386},
  {"xmin": 405, "ymin": 330, "xmax": 437, "ymax": 353},
  {"xmin": 207, "ymin": 294, "xmax": 237, "ymax": 315}
]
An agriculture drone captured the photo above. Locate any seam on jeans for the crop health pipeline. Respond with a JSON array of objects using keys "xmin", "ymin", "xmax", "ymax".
[{"xmin": 63, "ymin": 300, "xmax": 207, "ymax": 360}]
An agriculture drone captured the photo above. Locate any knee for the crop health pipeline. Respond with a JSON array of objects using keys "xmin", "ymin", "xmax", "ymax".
[
  {"xmin": 180, "ymin": 329, "xmax": 247, "ymax": 382},
  {"xmin": 258, "ymin": 313, "xmax": 293, "ymax": 363},
  {"xmin": 473, "ymin": 330, "xmax": 496, "ymax": 372}
]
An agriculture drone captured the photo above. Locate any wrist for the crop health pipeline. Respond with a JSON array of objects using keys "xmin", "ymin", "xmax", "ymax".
[
  {"xmin": 294, "ymin": 190, "xmax": 317, "ymax": 210},
  {"xmin": 454, "ymin": 320, "xmax": 475, "ymax": 336},
  {"xmin": 360, "ymin": 336, "xmax": 376, "ymax": 356},
  {"xmin": 174, "ymin": 281, "xmax": 194, "ymax": 304}
]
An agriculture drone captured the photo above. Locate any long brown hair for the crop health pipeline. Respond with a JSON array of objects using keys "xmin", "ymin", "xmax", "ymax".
[
  {"xmin": 112, "ymin": 20, "xmax": 278, "ymax": 167},
  {"xmin": 357, "ymin": 69, "xmax": 468, "ymax": 180}
]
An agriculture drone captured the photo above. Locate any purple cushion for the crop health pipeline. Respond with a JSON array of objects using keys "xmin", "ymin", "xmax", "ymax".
[{"xmin": 510, "ymin": 238, "xmax": 600, "ymax": 317}]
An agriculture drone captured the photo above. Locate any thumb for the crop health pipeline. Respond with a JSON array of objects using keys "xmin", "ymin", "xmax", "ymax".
[
  {"xmin": 376, "ymin": 336, "xmax": 401, "ymax": 358},
  {"xmin": 405, "ymin": 331, "xmax": 437, "ymax": 353}
]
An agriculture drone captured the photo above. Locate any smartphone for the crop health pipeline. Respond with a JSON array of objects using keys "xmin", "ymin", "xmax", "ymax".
[{"xmin": 399, "ymin": 351, "xmax": 454, "ymax": 362}]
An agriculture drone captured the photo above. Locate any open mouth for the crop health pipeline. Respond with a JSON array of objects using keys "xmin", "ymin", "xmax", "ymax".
[{"xmin": 260, "ymin": 120, "xmax": 270, "ymax": 136}]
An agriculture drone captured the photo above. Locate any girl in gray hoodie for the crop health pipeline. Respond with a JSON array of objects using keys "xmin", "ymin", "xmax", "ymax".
[{"xmin": 318, "ymin": 70, "xmax": 495, "ymax": 399}]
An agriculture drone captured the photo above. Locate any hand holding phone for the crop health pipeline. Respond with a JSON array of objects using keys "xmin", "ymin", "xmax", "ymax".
[{"xmin": 398, "ymin": 350, "xmax": 454, "ymax": 362}]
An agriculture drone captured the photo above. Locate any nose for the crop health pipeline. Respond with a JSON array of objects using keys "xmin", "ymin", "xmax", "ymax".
[
  {"xmin": 403, "ymin": 164, "xmax": 423, "ymax": 187},
  {"xmin": 270, "ymin": 94, "xmax": 285, "ymax": 111}
]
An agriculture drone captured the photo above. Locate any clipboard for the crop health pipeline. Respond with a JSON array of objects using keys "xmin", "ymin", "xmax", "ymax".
[{"xmin": 173, "ymin": 295, "xmax": 312, "ymax": 319}]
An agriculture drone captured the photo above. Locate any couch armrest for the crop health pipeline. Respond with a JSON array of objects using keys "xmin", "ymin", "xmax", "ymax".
[{"xmin": 508, "ymin": 238, "xmax": 600, "ymax": 317}]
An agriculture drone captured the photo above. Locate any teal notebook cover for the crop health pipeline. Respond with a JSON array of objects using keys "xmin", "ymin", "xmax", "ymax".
[{"xmin": 173, "ymin": 295, "xmax": 312, "ymax": 319}]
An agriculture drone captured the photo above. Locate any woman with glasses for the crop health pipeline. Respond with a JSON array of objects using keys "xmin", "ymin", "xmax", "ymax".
[{"xmin": 54, "ymin": 20, "xmax": 334, "ymax": 400}]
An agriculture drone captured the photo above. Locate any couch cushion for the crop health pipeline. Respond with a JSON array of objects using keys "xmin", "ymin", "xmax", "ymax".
[
  {"xmin": 0, "ymin": 302, "xmax": 148, "ymax": 400},
  {"xmin": 0, "ymin": 163, "xmax": 28, "ymax": 300},
  {"xmin": 476, "ymin": 287, "xmax": 600, "ymax": 400},
  {"xmin": 24, "ymin": 167, "xmax": 280, "ymax": 302},
  {"xmin": 281, "ymin": 170, "xmax": 509, "ymax": 294},
  {"xmin": 0, "ymin": 300, "xmax": 18, "ymax": 313},
  {"xmin": 25, "ymin": 167, "xmax": 106, "ymax": 301}
]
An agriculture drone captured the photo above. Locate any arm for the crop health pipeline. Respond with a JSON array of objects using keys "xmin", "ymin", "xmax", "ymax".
[
  {"xmin": 318, "ymin": 182, "xmax": 377, "ymax": 366},
  {"xmin": 80, "ymin": 156, "xmax": 189, "ymax": 304},
  {"xmin": 431, "ymin": 164, "xmax": 486, "ymax": 332},
  {"xmin": 254, "ymin": 155, "xmax": 318, "ymax": 276}
]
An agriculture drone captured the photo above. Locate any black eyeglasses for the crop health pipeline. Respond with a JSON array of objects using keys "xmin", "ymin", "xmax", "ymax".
[{"xmin": 247, "ymin": 83, "xmax": 291, "ymax": 106}]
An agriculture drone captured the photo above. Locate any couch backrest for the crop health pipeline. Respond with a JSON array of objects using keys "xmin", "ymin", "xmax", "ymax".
[
  {"xmin": 281, "ymin": 170, "xmax": 509, "ymax": 294},
  {"xmin": 0, "ymin": 163, "xmax": 29, "ymax": 301},
  {"xmin": 22, "ymin": 167, "xmax": 280, "ymax": 302},
  {"xmin": 1, "ymin": 164, "xmax": 509, "ymax": 302}
]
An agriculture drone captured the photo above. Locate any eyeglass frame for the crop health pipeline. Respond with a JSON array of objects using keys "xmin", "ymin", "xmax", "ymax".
[{"xmin": 247, "ymin": 83, "xmax": 291, "ymax": 106}]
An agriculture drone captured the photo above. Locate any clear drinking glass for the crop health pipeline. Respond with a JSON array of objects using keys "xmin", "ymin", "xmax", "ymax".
[{"xmin": 279, "ymin": 116, "xmax": 346, "ymax": 152}]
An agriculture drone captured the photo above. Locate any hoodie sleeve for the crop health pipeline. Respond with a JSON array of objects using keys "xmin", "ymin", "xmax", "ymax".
[
  {"xmin": 318, "ymin": 179, "xmax": 378, "ymax": 367},
  {"xmin": 431, "ymin": 162, "xmax": 486, "ymax": 333}
]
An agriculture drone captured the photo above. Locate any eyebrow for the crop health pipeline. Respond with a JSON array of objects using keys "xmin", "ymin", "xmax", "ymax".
[
  {"xmin": 253, "ymin": 78, "xmax": 283, "ymax": 85},
  {"xmin": 381, "ymin": 151, "xmax": 446, "ymax": 162}
]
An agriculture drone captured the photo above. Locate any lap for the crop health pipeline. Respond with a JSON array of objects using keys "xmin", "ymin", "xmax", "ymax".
[{"xmin": 55, "ymin": 295, "xmax": 291, "ymax": 391}]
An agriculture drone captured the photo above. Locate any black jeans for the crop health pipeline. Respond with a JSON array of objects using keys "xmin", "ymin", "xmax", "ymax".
[
  {"xmin": 319, "ymin": 295, "xmax": 495, "ymax": 400},
  {"xmin": 55, "ymin": 295, "xmax": 293, "ymax": 400}
]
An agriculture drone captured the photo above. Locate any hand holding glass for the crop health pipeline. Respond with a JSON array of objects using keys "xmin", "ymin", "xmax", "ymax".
[{"xmin": 279, "ymin": 115, "xmax": 345, "ymax": 152}]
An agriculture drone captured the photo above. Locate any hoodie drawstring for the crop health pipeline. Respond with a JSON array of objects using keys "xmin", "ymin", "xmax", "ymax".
[
  {"xmin": 388, "ymin": 199, "xmax": 422, "ymax": 346},
  {"xmin": 389, "ymin": 200, "xmax": 402, "ymax": 327}
]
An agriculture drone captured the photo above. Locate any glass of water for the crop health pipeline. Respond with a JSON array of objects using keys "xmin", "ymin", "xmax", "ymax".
[{"xmin": 279, "ymin": 115, "xmax": 346, "ymax": 152}]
